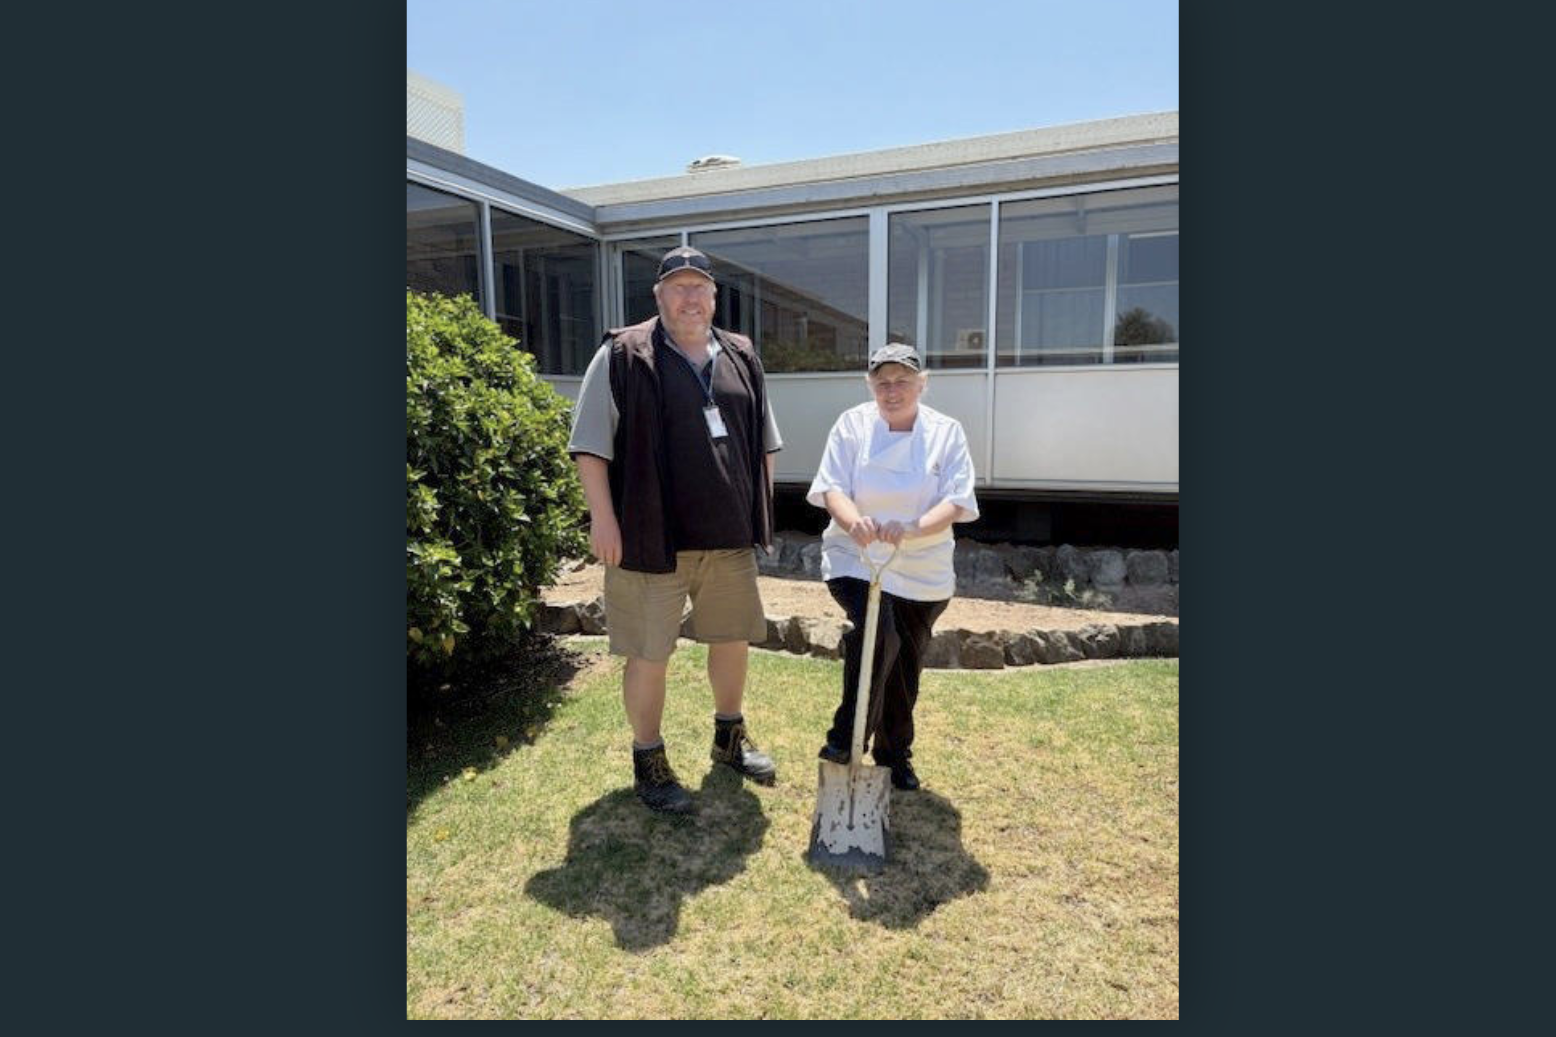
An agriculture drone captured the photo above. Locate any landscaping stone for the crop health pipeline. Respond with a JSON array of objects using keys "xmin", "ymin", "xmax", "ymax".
[
  {"xmin": 1125, "ymin": 550, "xmax": 1169, "ymax": 586},
  {"xmin": 756, "ymin": 546, "xmax": 784, "ymax": 575},
  {"xmin": 1144, "ymin": 621, "xmax": 1179, "ymax": 655},
  {"xmin": 1063, "ymin": 630, "xmax": 1096, "ymax": 660},
  {"xmin": 1075, "ymin": 623, "xmax": 1121, "ymax": 659},
  {"xmin": 1055, "ymin": 544, "xmax": 1090, "ymax": 584},
  {"xmin": 758, "ymin": 616, "xmax": 788, "ymax": 651},
  {"xmin": 782, "ymin": 616, "xmax": 808, "ymax": 655},
  {"xmin": 1004, "ymin": 631, "xmax": 1042, "ymax": 666},
  {"xmin": 949, "ymin": 545, "xmax": 1012, "ymax": 600},
  {"xmin": 1000, "ymin": 545, "xmax": 1042, "ymax": 582},
  {"xmin": 1089, "ymin": 550, "xmax": 1127, "ymax": 593},
  {"xmin": 1118, "ymin": 624, "xmax": 1149, "ymax": 657},
  {"xmin": 784, "ymin": 616, "xmax": 845, "ymax": 659},
  {"xmin": 798, "ymin": 541, "xmax": 822, "ymax": 578},
  {"xmin": 972, "ymin": 548, "xmax": 1008, "ymax": 584},
  {"xmin": 960, "ymin": 632, "xmax": 1006, "ymax": 669},
  {"xmin": 1028, "ymin": 545, "xmax": 1056, "ymax": 582},
  {"xmin": 1040, "ymin": 630, "xmax": 1087, "ymax": 664},
  {"xmin": 923, "ymin": 630, "xmax": 961, "ymax": 669},
  {"xmin": 536, "ymin": 601, "xmax": 581, "ymax": 634},
  {"xmin": 577, "ymin": 598, "xmax": 608, "ymax": 635},
  {"xmin": 814, "ymin": 619, "xmax": 850, "ymax": 659},
  {"xmin": 780, "ymin": 536, "xmax": 806, "ymax": 572}
]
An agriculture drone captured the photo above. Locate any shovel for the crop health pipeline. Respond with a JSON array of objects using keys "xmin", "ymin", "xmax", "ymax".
[{"xmin": 807, "ymin": 542, "xmax": 899, "ymax": 873}]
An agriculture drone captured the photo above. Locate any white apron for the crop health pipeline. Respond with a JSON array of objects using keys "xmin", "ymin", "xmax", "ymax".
[{"xmin": 818, "ymin": 415, "xmax": 956, "ymax": 601}]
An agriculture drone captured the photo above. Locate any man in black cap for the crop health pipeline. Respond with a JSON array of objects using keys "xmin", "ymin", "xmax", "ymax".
[{"xmin": 568, "ymin": 246, "xmax": 783, "ymax": 814}]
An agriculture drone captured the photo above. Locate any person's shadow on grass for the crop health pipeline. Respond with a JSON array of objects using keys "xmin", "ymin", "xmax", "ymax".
[
  {"xmin": 524, "ymin": 765, "xmax": 770, "ymax": 951},
  {"xmin": 811, "ymin": 788, "xmax": 990, "ymax": 929}
]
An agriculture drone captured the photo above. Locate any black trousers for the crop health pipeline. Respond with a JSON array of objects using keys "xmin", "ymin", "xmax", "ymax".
[{"xmin": 825, "ymin": 577, "xmax": 949, "ymax": 764}]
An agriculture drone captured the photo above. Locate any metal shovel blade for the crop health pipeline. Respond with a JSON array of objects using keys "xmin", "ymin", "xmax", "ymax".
[{"xmin": 807, "ymin": 758, "xmax": 891, "ymax": 871}]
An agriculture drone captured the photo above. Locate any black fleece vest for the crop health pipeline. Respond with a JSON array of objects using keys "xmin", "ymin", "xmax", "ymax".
[{"xmin": 605, "ymin": 317, "xmax": 774, "ymax": 573}]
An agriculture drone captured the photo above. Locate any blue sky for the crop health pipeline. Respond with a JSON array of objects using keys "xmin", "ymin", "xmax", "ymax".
[{"xmin": 407, "ymin": 0, "xmax": 1177, "ymax": 190}]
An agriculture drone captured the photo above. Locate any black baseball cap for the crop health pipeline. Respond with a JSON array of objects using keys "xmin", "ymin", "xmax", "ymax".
[
  {"xmin": 656, "ymin": 246, "xmax": 715, "ymax": 284},
  {"xmin": 868, "ymin": 343, "xmax": 922, "ymax": 372}
]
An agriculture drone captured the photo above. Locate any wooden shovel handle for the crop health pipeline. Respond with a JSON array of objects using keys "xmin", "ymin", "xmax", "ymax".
[{"xmin": 848, "ymin": 545, "xmax": 898, "ymax": 770}]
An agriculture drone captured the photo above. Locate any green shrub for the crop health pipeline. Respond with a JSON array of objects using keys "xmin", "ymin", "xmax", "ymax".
[{"xmin": 407, "ymin": 290, "xmax": 587, "ymax": 673}]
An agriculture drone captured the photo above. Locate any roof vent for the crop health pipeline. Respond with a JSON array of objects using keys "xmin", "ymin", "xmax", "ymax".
[{"xmin": 686, "ymin": 154, "xmax": 742, "ymax": 173}]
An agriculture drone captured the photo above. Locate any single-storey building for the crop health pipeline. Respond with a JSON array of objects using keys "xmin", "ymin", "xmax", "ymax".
[{"xmin": 407, "ymin": 110, "xmax": 1178, "ymax": 542}]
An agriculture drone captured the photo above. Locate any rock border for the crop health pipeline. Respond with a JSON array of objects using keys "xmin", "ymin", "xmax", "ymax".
[{"xmin": 537, "ymin": 598, "xmax": 1178, "ymax": 670}]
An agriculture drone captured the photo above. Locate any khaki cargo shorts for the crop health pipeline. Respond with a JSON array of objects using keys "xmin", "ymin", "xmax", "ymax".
[{"xmin": 603, "ymin": 548, "xmax": 768, "ymax": 662}]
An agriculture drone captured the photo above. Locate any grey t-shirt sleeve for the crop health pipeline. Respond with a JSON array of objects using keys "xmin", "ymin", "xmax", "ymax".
[
  {"xmin": 566, "ymin": 344, "xmax": 617, "ymax": 460},
  {"xmin": 763, "ymin": 395, "xmax": 783, "ymax": 453},
  {"xmin": 570, "ymin": 341, "xmax": 779, "ymax": 456}
]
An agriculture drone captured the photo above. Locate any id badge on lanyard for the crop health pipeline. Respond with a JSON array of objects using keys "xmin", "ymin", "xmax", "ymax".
[{"xmin": 699, "ymin": 348, "xmax": 727, "ymax": 439}]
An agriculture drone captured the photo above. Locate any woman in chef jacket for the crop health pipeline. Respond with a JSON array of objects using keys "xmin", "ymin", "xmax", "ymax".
[{"xmin": 805, "ymin": 342, "xmax": 980, "ymax": 791}]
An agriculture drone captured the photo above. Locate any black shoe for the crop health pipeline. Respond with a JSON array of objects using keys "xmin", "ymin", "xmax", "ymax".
[
  {"xmin": 817, "ymin": 741, "xmax": 849, "ymax": 764},
  {"xmin": 711, "ymin": 718, "xmax": 777, "ymax": 785},
  {"xmin": 632, "ymin": 744, "xmax": 693, "ymax": 814},
  {"xmin": 888, "ymin": 760, "xmax": 920, "ymax": 791}
]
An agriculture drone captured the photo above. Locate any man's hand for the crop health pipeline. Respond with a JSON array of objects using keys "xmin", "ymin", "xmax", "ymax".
[
  {"xmin": 573, "ymin": 455, "xmax": 620, "ymax": 567},
  {"xmin": 877, "ymin": 519, "xmax": 920, "ymax": 546},
  {"xmin": 847, "ymin": 515, "xmax": 879, "ymax": 548},
  {"xmin": 591, "ymin": 514, "xmax": 623, "ymax": 567}
]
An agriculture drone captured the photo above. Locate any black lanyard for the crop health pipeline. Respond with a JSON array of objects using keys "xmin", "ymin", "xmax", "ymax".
[{"xmin": 664, "ymin": 331, "xmax": 718, "ymax": 408}]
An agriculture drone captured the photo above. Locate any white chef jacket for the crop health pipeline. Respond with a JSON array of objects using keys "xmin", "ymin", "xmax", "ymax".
[{"xmin": 806, "ymin": 402, "xmax": 980, "ymax": 601}]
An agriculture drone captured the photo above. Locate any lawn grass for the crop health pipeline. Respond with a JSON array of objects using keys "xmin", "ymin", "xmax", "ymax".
[{"xmin": 407, "ymin": 639, "xmax": 1178, "ymax": 1019}]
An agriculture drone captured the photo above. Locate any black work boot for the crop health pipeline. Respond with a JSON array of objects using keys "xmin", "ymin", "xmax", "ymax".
[
  {"xmin": 889, "ymin": 760, "xmax": 920, "ymax": 791},
  {"xmin": 876, "ymin": 752, "xmax": 920, "ymax": 791},
  {"xmin": 711, "ymin": 716, "xmax": 777, "ymax": 785},
  {"xmin": 632, "ymin": 744, "xmax": 693, "ymax": 814}
]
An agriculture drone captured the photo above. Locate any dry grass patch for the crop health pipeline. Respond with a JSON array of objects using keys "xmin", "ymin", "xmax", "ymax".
[{"xmin": 408, "ymin": 640, "xmax": 1177, "ymax": 1018}]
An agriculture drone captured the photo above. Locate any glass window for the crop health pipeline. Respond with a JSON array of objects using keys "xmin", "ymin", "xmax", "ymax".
[
  {"xmin": 490, "ymin": 209, "xmax": 599, "ymax": 376},
  {"xmin": 691, "ymin": 217, "xmax": 869, "ymax": 373},
  {"xmin": 1114, "ymin": 230, "xmax": 1179, "ymax": 363},
  {"xmin": 995, "ymin": 185, "xmax": 1179, "ymax": 366},
  {"xmin": 888, "ymin": 205, "xmax": 990, "ymax": 370},
  {"xmin": 1018, "ymin": 235, "xmax": 1108, "ymax": 364},
  {"xmin": 615, "ymin": 236, "xmax": 681, "ymax": 327},
  {"xmin": 407, "ymin": 182, "xmax": 480, "ymax": 303}
]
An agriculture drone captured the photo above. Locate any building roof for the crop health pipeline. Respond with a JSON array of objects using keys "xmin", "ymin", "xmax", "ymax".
[
  {"xmin": 406, "ymin": 111, "xmax": 1179, "ymax": 235},
  {"xmin": 560, "ymin": 111, "xmax": 1177, "ymax": 205},
  {"xmin": 407, "ymin": 137, "xmax": 596, "ymax": 228}
]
